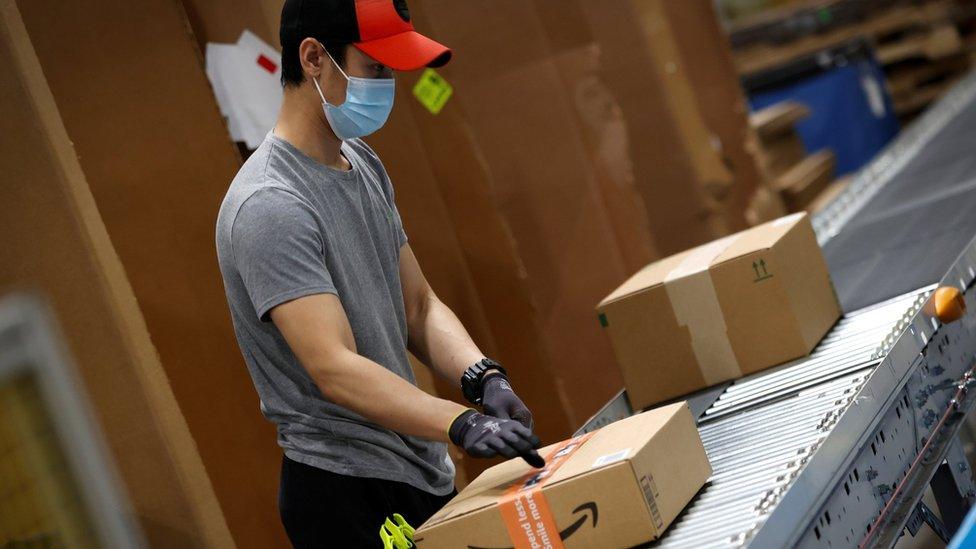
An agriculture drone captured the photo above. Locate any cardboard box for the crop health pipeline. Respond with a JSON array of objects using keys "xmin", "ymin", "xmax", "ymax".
[
  {"xmin": 597, "ymin": 213, "xmax": 840, "ymax": 410},
  {"xmin": 415, "ymin": 402, "xmax": 711, "ymax": 548}
]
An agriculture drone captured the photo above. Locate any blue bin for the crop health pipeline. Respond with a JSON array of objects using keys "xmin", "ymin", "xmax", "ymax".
[{"xmin": 747, "ymin": 39, "xmax": 900, "ymax": 176}]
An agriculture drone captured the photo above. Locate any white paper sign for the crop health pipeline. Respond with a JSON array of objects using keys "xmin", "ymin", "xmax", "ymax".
[{"xmin": 205, "ymin": 30, "xmax": 283, "ymax": 149}]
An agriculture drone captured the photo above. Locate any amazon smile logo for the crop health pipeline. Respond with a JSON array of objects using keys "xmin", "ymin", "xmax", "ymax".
[{"xmin": 467, "ymin": 502, "xmax": 599, "ymax": 549}]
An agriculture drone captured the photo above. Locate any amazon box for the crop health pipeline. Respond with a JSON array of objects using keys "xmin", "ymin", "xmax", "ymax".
[
  {"xmin": 414, "ymin": 402, "xmax": 710, "ymax": 548},
  {"xmin": 597, "ymin": 213, "xmax": 840, "ymax": 410}
]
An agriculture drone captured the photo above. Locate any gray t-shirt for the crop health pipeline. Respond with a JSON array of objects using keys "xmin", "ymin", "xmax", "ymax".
[{"xmin": 215, "ymin": 133, "xmax": 454, "ymax": 496}]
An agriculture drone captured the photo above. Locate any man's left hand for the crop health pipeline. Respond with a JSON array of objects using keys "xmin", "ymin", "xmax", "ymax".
[{"xmin": 482, "ymin": 374, "xmax": 533, "ymax": 430}]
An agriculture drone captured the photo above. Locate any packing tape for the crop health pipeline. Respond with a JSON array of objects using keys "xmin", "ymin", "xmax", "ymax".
[
  {"xmin": 498, "ymin": 432, "xmax": 596, "ymax": 549},
  {"xmin": 663, "ymin": 234, "xmax": 742, "ymax": 385}
]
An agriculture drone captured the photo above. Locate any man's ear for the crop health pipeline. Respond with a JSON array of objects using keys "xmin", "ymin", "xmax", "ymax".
[{"xmin": 298, "ymin": 37, "xmax": 325, "ymax": 81}]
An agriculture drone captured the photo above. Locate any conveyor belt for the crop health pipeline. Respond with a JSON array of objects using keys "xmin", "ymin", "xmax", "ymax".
[
  {"xmin": 626, "ymin": 235, "xmax": 976, "ymax": 547},
  {"xmin": 579, "ymin": 71, "xmax": 976, "ymax": 548},
  {"xmin": 656, "ymin": 289, "xmax": 926, "ymax": 548}
]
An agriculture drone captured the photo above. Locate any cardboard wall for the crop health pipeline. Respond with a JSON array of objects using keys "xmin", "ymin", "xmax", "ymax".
[
  {"xmin": 182, "ymin": 0, "xmax": 281, "ymax": 48},
  {"xmin": 534, "ymin": 1, "xmax": 662, "ymax": 272},
  {"xmin": 373, "ymin": 72, "xmax": 583, "ymax": 440},
  {"xmin": 579, "ymin": 1, "xmax": 732, "ymax": 254},
  {"xmin": 15, "ymin": 0, "xmax": 287, "ymax": 547},
  {"xmin": 368, "ymin": 74, "xmax": 591, "ymax": 478},
  {"xmin": 0, "ymin": 1, "xmax": 232, "ymax": 545},
  {"xmin": 656, "ymin": 0, "xmax": 767, "ymax": 231}
]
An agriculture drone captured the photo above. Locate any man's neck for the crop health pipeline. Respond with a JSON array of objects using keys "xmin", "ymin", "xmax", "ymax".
[{"xmin": 274, "ymin": 88, "xmax": 351, "ymax": 171}]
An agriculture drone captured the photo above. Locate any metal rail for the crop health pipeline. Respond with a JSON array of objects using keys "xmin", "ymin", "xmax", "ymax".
[{"xmin": 644, "ymin": 287, "xmax": 939, "ymax": 548}]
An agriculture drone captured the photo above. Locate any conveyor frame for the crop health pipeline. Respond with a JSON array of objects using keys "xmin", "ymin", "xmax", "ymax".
[
  {"xmin": 754, "ymin": 239, "xmax": 976, "ymax": 548},
  {"xmin": 577, "ymin": 240, "xmax": 976, "ymax": 548}
]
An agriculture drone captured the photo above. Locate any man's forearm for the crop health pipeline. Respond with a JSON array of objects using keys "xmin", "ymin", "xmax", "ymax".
[
  {"xmin": 307, "ymin": 346, "xmax": 468, "ymax": 442},
  {"xmin": 407, "ymin": 294, "xmax": 485, "ymax": 383},
  {"xmin": 402, "ymin": 291, "xmax": 536, "ymax": 434}
]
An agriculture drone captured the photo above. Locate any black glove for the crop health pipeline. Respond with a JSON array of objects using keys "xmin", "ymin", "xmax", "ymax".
[
  {"xmin": 481, "ymin": 374, "xmax": 534, "ymax": 430},
  {"xmin": 449, "ymin": 410, "xmax": 545, "ymax": 468}
]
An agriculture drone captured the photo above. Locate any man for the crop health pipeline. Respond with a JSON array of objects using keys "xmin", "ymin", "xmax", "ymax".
[{"xmin": 215, "ymin": 0, "xmax": 542, "ymax": 546}]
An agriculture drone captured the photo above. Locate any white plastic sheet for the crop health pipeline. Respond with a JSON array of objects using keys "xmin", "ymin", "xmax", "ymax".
[{"xmin": 205, "ymin": 30, "xmax": 283, "ymax": 149}]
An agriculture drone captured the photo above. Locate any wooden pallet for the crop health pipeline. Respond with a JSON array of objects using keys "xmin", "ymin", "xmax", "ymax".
[
  {"xmin": 750, "ymin": 100, "xmax": 812, "ymax": 138},
  {"xmin": 886, "ymin": 53, "xmax": 971, "ymax": 97},
  {"xmin": 775, "ymin": 149, "xmax": 837, "ymax": 212},
  {"xmin": 893, "ymin": 72, "xmax": 965, "ymax": 117},
  {"xmin": 733, "ymin": 1, "xmax": 957, "ymax": 77},
  {"xmin": 732, "ymin": 0, "xmax": 976, "ymax": 119},
  {"xmin": 750, "ymin": 101, "xmax": 813, "ymax": 181},
  {"xmin": 876, "ymin": 23, "xmax": 962, "ymax": 64}
]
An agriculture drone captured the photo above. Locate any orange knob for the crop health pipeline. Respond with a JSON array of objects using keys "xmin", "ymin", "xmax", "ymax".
[{"xmin": 932, "ymin": 287, "xmax": 966, "ymax": 324}]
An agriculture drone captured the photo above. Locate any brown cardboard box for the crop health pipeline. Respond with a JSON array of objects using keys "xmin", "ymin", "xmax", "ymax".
[
  {"xmin": 415, "ymin": 402, "xmax": 710, "ymax": 548},
  {"xmin": 597, "ymin": 213, "xmax": 840, "ymax": 410}
]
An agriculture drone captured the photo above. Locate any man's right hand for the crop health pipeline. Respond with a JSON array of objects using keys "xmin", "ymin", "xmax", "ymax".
[{"xmin": 449, "ymin": 410, "xmax": 544, "ymax": 467}]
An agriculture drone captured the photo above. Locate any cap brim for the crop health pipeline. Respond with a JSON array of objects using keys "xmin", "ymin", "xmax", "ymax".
[{"xmin": 354, "ymin": 30, "xmax": 452, "ymax": 71}]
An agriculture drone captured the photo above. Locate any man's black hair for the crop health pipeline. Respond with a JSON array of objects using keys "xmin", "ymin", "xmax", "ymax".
[{"xmin": 281, "ymin": 38, "xmax": 347, "ymax": 88}]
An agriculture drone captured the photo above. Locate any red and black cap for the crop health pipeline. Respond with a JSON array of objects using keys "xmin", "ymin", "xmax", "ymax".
[{"xmin": 280, "ymin": 0, "xmax": 451, "ymax": 71}]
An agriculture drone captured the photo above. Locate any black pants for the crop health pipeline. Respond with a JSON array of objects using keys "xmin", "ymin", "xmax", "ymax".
[{"xmin": 278, "ymin": 454, "xmax": 455, "ymax": 548}]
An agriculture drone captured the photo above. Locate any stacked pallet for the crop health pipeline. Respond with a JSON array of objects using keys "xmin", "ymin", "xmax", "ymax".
[
  {"xmin": 878, "ymin": 2, "xmax": 976, "ymax": 119},
  {"xmin": 750, "ymin": 100, "xmax": 838, "ymax": 212},
  {"xmin": 730, "ymin": 0, "xmax": 976, "ymax": 121}
]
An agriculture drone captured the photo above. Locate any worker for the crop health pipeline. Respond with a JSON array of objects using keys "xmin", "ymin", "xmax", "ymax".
[{"xmin": 215, "ymin": 0, "xmax": 541, "ymax": 546}]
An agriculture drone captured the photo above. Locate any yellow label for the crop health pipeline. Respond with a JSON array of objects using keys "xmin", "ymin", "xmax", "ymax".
[{"xmin": 412, "ymin": 68, "xmax": 453, "ymax": 115}]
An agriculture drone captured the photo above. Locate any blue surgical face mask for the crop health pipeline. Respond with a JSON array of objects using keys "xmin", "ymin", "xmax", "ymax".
[{"xmin": 312, "ymin": 45, "xmax": 395, "ymax": 140}]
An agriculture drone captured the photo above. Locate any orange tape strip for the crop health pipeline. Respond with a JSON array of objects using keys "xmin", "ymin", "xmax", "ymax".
[{"xmin": 498, "ymin": 432, "xmax": 595, "ymax": 549}]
